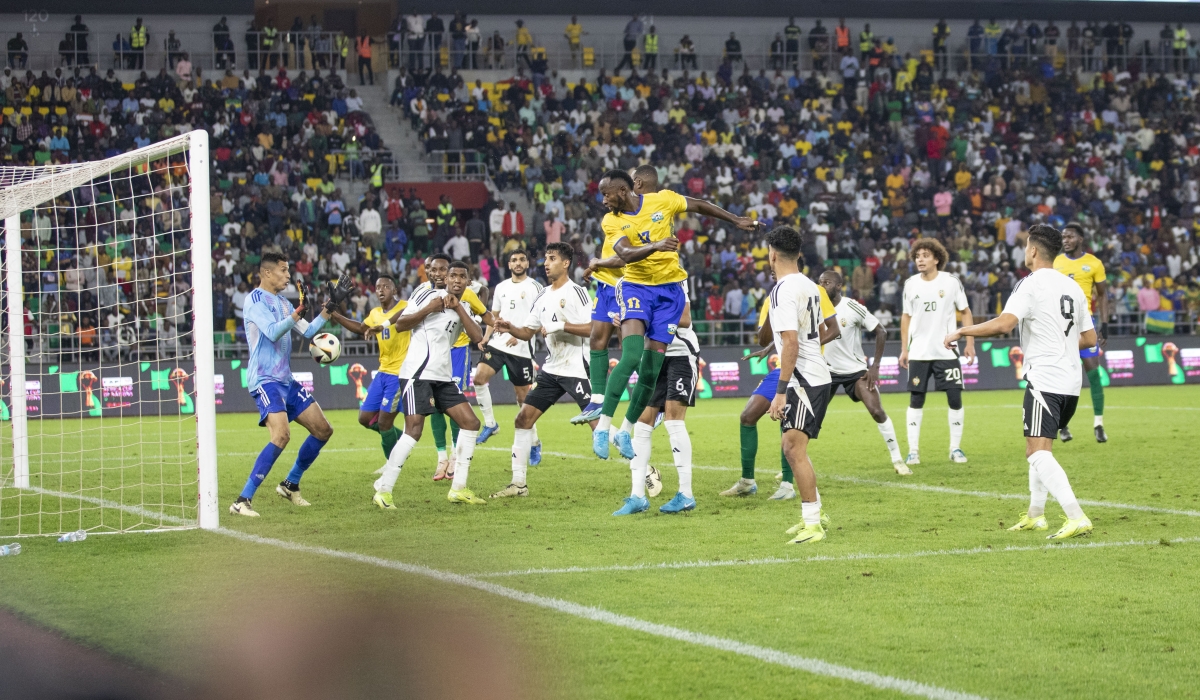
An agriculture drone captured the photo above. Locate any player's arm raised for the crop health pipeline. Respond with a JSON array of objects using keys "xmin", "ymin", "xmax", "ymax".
[
  {"xmin": 611, "ymin": 234, "xmax": 679, "ymax": 263},
  {"xmin": 367, "ymin": 295, "xmax": 445, "ymax": 335},
  {"xmin": 685, "ymin": 196, "xmax": 762, "ymax": 231},
  {"xmin": 246, "ymin": 299, "xmax": 297, "ymax": 342}
]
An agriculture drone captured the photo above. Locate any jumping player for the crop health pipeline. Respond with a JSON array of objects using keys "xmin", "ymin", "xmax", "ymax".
[
  {"xmin": 489, "ymin": 243, "xmax": 598, "ymax": 498},
  {"xmin": 946, "ymin": 224, "xmax": 1095, "ymax": 540},
  {"xmin": 579, "ymin": 170, "xmax": 759, "ymax": 485},
  {"xmin": 372, "ymin": 261, "xmax": 488, "ymax": 507},
  {"xmin": 326, "ymin": 275, "xmax": 408, "ymax": 459},
  {"xmin": 764, "ymin": 226, "xmax": 833, "ymax": 544},
  {"xmin": 818, "ymin": 270, "xmax": 907, "ymax": 473},
  {"xmin": 621, "ymin": 324, "xmax": 702, "ymax": 515},
  {"xmin": 899, "ymin": 239, "xmax": 975, "ymax": 466},
  {"xmin": 474, "ymin": 249, "xmax": 543, "ymax": 450},
  {"xmin": 1054, "ymin": 222, "xmax": 1110, "ymax": 443},
  {"xmin": 231, "ymin": 254, "xmax": 340, "ymax": 517}
]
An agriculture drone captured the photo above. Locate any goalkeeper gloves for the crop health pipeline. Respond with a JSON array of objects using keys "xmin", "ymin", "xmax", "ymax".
[{"xmin": 323, "ymin": 271, "xmax": 355, "ymax": 314}]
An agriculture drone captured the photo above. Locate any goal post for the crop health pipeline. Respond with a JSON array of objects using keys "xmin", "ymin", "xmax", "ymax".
[{"xmin": 0, "ymin": 131, "xmax": 217, "ymax": 536}]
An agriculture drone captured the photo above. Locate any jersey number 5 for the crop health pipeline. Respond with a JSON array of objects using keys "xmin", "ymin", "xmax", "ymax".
[{"xmin": 1059, "ymin": 295, "xmax": 1075, "ymax": 336}]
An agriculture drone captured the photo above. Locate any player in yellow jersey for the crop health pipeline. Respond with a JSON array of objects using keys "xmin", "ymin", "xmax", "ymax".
[
  {"xmin": 583, "ymin": 169, "xmax": 758, "ymax": 514},
  {"xmin": 1054, "ymin": 222, "xmax": 1110, "ymax": 443},
  {"xmin": 722, "ymin": 276, "xmax": 838, "ymax": 499},
  {"xmin": 374, "ymin": 253, "xmax": 495, "ymax": 479},
  {"xmin": 326, "ymin": 275, "xmax": 409, "ymax": 459}
]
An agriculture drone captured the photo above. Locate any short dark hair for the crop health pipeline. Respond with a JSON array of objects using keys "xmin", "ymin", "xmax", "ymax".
[
  {"xmin": 448, "ymin": 260, "xmax": 471, "ymax": 273},
  {"xmin": 600, "ymin": 168, "xmax": 634, "ymax": 190},
  {"xmin": 1027, "ymin": 224, "xmax": 1063, "ymax": 260},
  {"xmin": 428, "ymin": 253, "xmax": 451, "ymax": 266},
  {"xmin": 1062, "ymin": 221, "xmax": 1086, "ymax": 237},
  {"xmin": 632, "ymin": 164, "xmax": 658, "ymax": 182},
  {"xmin": 259, "ymin": 251, "xmax": 288, "ymax": 268},
  {"xmin": 911, "ymin": 238, "xmax": 949, "ymax": 270},
  {"xmin": 765, "ymin": 225, "xmax": 803, "ymax": 259},
  {"xmin": 819, "ymin": 269, "xmax": 844, "ymax": 286},
  {"xmin": 507, "ymin": 248, "xmax": 529, "ymax": 263},
  {"xmin": 545, "ymin": 242, "xmax": 574, "ymax": 263},
  {"xmin": 376, "ymin": 274, "xmax": 397, "ymax": 286}
]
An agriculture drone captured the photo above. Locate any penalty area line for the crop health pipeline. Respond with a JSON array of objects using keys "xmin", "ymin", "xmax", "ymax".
[
  {"xmin": 214, "ymin": 526, "xmax": 987, "ymax": 700},
  {"xmin": 471, "ymin": 536, "xmax": 1200, "ymax": 579}
]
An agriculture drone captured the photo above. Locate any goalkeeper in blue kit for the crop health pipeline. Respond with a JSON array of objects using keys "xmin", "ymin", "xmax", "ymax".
[{"xmin": 230, "ymin": 253, "xmax": 353, "ymax": 517}]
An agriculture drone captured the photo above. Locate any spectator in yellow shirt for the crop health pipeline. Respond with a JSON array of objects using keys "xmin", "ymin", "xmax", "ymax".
[
  {"xmin": 954, "ymin": 163, "xmax": 972, "ymax": 190},
  {"xmin": 564, "ymin": 16, "xmax": 584, "ymax": 63}
]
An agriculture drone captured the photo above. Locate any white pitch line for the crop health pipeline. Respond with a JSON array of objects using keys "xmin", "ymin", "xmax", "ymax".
[
  {"xmin": 472, "ymin": 537, "xmax": 1200, "ymax": 578},
  {"xmin": 216, "ymin": 527, "xmax": 986, "ymax": 700}
]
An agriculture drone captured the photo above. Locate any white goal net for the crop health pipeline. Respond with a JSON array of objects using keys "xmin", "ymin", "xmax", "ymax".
[{"xmin": 0, "ymin": 131, "xmax": 217, "ymax": 537}]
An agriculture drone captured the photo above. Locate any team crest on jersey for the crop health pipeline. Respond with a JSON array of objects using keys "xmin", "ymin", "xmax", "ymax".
[
  {"xmin": 667, "ymin": 324, "xmax": 678, "ymax": 335},
  {"xmin": 938, "ymin": 290, "xmax": 945, "ymax": 298},
  {"xmin": 559, "ymin": 299, "xmax": 566, "ymax": 308},
  {"xmin": 840, "ymin": 318, "xmax": 848, "ymax": 327},
  {"xmin": 651, "ymin": 211, "xmax": 665, "ymax": 223},
  {"xmin": 484, "ymin": 352, "xmax": 492, "ymax": 360},
  {"xmin": 1082, "ymin": 265, "xmax": 1092, "ymax": 272},
  {"xmin": 913, "ymin": 377, "xmax": 921, "ymax": 385},
  {"xmin": 521, "ymin": 292, "xmax": 526, "ymax": 298}
]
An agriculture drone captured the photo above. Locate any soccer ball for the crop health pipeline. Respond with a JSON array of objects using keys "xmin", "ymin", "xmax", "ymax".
[{"xmin": 310, "ymin": 333, "xmax": 341, "ymax": 365}]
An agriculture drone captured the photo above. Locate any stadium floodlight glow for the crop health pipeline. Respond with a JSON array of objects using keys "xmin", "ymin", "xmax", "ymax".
[{"xmin": 0, "ymin": 131, "xmax": 218, "ymax": 536}]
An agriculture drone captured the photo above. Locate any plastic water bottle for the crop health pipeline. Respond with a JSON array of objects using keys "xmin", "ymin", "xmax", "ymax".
[
  {"xmin": 0, "ymin": 543, "xmax": 20, "ymax": 557},
  {"xmin": 57, "ymin": 530, "xmax": 87, "ymax": 543}
]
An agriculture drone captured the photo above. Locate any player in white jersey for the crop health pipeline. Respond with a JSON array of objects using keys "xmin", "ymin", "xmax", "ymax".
[
  {"xmin": 489, "ymin": 243, "xmax": 599, "ymax": 498},
  {"xmin": 474, "ymin": 249, "xmax": 543, "ymax": 445},
  {"xmin": 621, "ymin": 323, "xmax": 701, "ymax": 515},
  {"xmin": 817, "ymin": 271, "xmax": 908, "ymax": 475},
  {"xmin": 764, "ymin": 226, "xmax": 833, "ymax": 544},
  {"xmin": 372, "ymin": 261, "xmax": 488, "ymax": 508},
  {"xmin": 945, "ymin": 225, "xmax": 1095, "ymax": 540},
  {"xmin": 899, "ymin": 238, "xmax": 976, "ymax": 467}
]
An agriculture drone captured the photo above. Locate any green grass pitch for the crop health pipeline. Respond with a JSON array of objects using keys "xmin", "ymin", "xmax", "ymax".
[{"xmin": 1, "ymin": 386, "xmax": 1199, "ymax": 699}]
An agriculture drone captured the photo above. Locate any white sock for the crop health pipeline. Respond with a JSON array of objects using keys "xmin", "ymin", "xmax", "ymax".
[
  {"xmin": 1027, "ymin": 463, "xmax": 1048, "ymax": 518},
  {"xmin": 591, "ymin": 392, "xmax": 604, "ymax": 404},
  {"xmin": 450, "ymin": 430, "xmax": 479, "ymax": 491},
  {"xmin": 1030, "ymin": 450, "xmax": 1085, "ymax": 520},
  {"xmin": 906, "ymin": 407, "xmax": 923, "ymax": 454},
  {"xmin": 619, "ymin": 418, "xmax": 634, "ymax": 435},
  {"xmin": 948, "ymin": 408, "xmax": 964, "ymax": 451},
  {"xmin": 664, "ymin": 420, "xmax": 692, "ymax": 498},
  {"xmin": 511, "ymin": 428, "xmax": 532, "ymax": 486},
  {"xmin": 630, "ymin": 423, "xmax": 652, "ymax": 498},
  {"xmin": 801, "ymin": 500, "xmax": 821, "ymax": 525},
  {"xmin": 530, "ymin": 421, "xmax": 539, "ymax": 445},
  {"xmin": 876, "ymin": 417, "xmax": 902, "ymax": 462},
  {"xmin": 475, "ymin": 384, "xmax": 496, "ymax": 426},
  {"xmin": 597, "ymin": 414, "xmax": 612, "ymax": 432},
  {"xmin": 1093, "ymin": 414, "xmax": 1104, "ymax": 427},
  {"xmin": 436, "ymin": 449, "xmax": 448, "ymax": 462},
  {"xmin": 379, "ymin": 434, "xmax": 418, "ymax": 492}
]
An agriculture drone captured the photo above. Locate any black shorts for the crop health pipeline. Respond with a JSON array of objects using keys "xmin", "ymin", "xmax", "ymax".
[
  {"xmin": 780, "ymin": 381, "xmax": 832, "ymax": 439},
  {"xmin": 396, "ymin": 379, "xmax": 468, "ymax": 416},
  {"xmin": 830, "ymin": 370, "xmax": 867, "ymax": 402},
  {"xmin": 480, "ymin": 346, "xmax": 535, "ymax": 387},
  {"xmin": 650, "ymin": 355, "xmax": 699, "ymax": 408},
  {"xmin": 1022, "ymin": 385, "xmax": 1078, "ymax": 439},
  {"xmin": 907, "ymin": 359, "xmax": 963, "ymax": 393},
  {"xmin": 523, "ymin": 369, "xmax": 591, "ymax": 413}
]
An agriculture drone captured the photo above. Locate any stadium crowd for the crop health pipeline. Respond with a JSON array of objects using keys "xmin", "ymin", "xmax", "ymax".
[
  {"xmin": 395, "ymin": 27, "xmax": 1200, "ymax": 338},
  {"xmin": 4, "ymin": 14, "xmax": 1200, "ymax": 361}
]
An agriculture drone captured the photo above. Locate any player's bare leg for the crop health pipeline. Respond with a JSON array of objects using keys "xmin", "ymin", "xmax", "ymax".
[
  {"xmin": 276, "ymin": 403, "xmax": 334, "ymax": 507},
  {"xmin": 1012, "ymin": 436, "xmax": 1092, "ymax": 538},
  {"xmin": 444, "ymin": 401, "xmax": 485, "ymax": 504},
  {"xmin": 856, "ymin": 375, "xmax": 908, "ymax": 474},
  {"xmin": 782, "ymin": 430, "xmax": 826, "ymax": 544}
]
